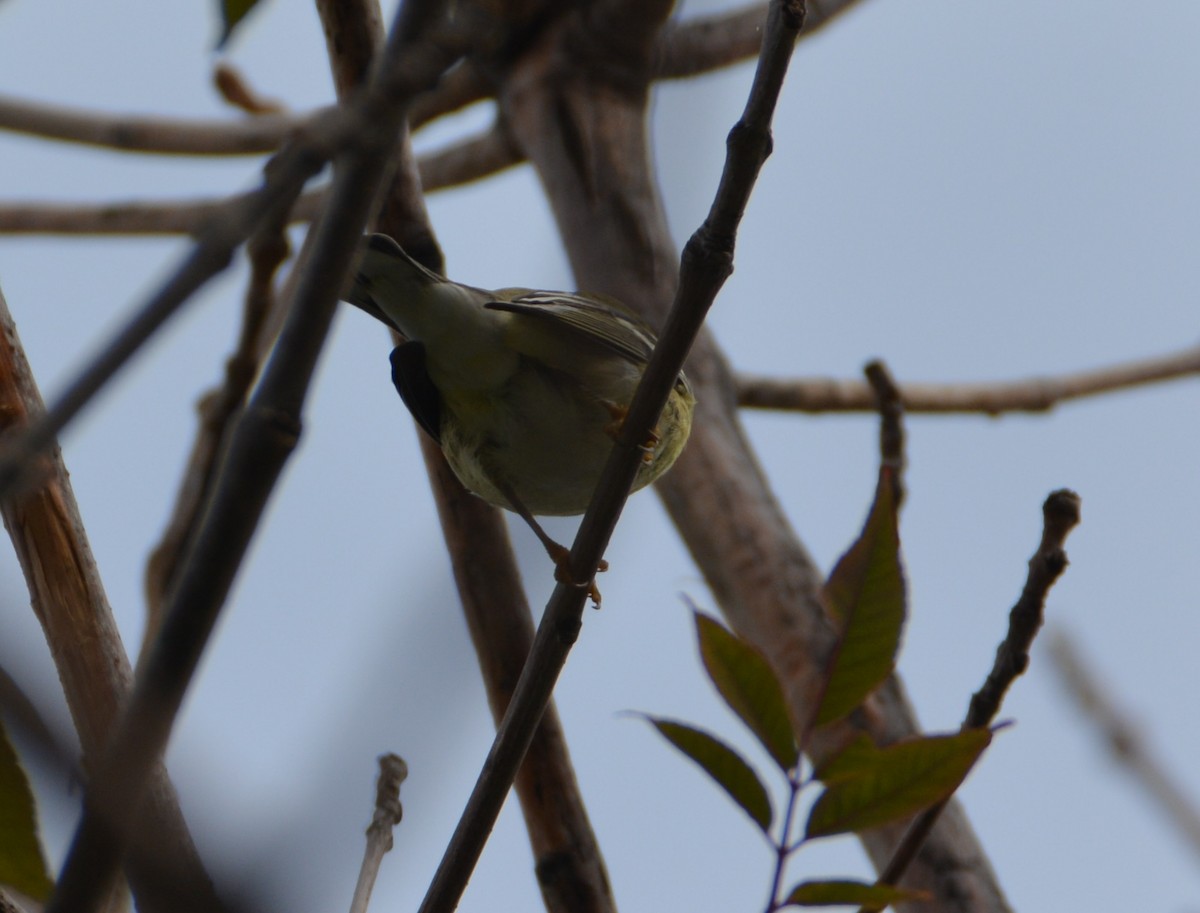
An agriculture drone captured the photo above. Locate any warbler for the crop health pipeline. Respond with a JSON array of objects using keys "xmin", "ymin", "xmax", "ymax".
[{"xmin": 345, "ymin": 233, "xmax": 695, "ymax": 586}]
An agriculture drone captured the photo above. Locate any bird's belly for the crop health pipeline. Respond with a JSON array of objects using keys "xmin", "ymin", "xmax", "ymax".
[{"xmin": 439, "ymin": 367, "xmax": 643, "ymax": 516}]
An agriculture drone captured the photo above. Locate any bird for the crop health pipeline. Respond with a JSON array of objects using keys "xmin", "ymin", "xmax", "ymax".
[{"xmin": 344, "ymin": 233, "xmax": 695, "ymax": 597}]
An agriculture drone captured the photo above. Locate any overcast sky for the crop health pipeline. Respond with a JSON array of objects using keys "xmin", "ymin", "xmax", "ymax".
[{"xmin": 1, "ymin": 1, "xmax": 1199, "ymax": 911}]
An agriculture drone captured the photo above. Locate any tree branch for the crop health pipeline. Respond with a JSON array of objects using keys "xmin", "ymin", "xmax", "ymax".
[
  {"xmin": 0, "ymin": 91, "xmax": 310, "ymax": 155},
  {"xmin": 0, "ymin": 289, "xmax": 222, "ymax": 913},
  {"xmin": 349, "ymin": 754, "xmax": 408, "ymax": 913},
  {"xmin": 416, "ymin": 3, "xmax": 805, "ymax": 911},
  {"xmin": 0, "ymin": 191, "xmax": 323, "ymax": 235},
  {"xmin": 863, "ymin": 490, "xmax": 1082, "ymax": 908},
  {"xmin": 0, "ymin": 124, "xmax": 517, "ymax": 235},
  {"xmin": 736, "ymin": 343, "xmax": 1200, "ymax": 414},
  {"xmin": 141, "ymin": 217, "xmax": 290, "ymax": 660},
  {"xmin": 504, "ymin": 0, "xmax": 1011, "ymax": 905}
]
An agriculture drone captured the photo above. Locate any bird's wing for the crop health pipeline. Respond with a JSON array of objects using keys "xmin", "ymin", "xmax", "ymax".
[{"xmin": 484, "ymin": 292, "xmax": 658, "ymax": 365}]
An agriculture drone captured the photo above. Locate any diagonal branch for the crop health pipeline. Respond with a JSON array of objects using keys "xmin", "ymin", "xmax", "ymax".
[
  {"xmin": 316, "ymin": 0, "xmax": 617, "ymax": 910},
  {"xmin": 417, "ymin": 3, "xmax": 806, "ymax": 911},
  {"xmin": 141, "ymin": 216, "xmax": 291, "ymax": 659},
  {"xmin": 0, "ymin": 289, "xmax": 221, "ymax": 913}
]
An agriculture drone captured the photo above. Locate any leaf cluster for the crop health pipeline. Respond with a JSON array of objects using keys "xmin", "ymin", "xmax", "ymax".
[{"xmin": 644, "ymin": 469, "xmax": 993, "ymax": 910}]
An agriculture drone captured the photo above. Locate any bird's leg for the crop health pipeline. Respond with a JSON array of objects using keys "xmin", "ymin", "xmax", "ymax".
[
  {"xmin": 492, "ymin": 476, "xmax": 607, "ymax": 606},
  {"xmin": 602, "ymin": 401, "xmax": 657, "ymax": 464}
]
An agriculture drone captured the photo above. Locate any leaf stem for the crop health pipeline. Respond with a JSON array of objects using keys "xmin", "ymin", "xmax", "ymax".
[{"xmin": 765, "ymin": 767, "xmax": 804, "ymax": 913}]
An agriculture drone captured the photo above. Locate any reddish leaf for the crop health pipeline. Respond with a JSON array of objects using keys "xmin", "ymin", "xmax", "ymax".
[
  {"xmin": 815, "ymin": 471, "xmax": 906, "ymax": 726},
  {"xmin": 695, "ymin": 610, "xmax": 798, "ymax": 771}
]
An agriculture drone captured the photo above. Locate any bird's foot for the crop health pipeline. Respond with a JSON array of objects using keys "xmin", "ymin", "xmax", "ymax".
[
  {"xmin": 603, "ymin": 401, "xmax": 658, "ymax": 464},
  {"xmin": 545, "ymin": 541, "xmax": 608, "ymax": 607}
]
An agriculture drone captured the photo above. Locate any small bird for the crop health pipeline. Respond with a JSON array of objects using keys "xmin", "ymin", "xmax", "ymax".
[{"xmin": 345, "ymin": 233, "xmax": 695, "ymax": 594}]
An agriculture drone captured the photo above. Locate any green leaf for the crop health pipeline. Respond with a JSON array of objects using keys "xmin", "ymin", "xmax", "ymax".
[
  {"xmin": 783, "ymin": 879, "xmax": 930, "ymax": 908},
  {"xmin": 0, "ymin": 719, "xmax": 53, "ymax": 900},
  {"xmin": 643, "ymin": 716, "xmax": 772, "ymax": 833},
  {"xmin": 805, "ymin": 728, "xmax": 992, "ymax": 839},
  {"xmin": 812, "ymin": 733, "xmax": 880, "ymax": 784},
  {"xmin": 217, "ymin": 0, "xmax": 264, "ymax": 47},
  {"xmin": 694, "ymin": 610, "xmax": 798, "ymax": 771},
  {"xmin": 815, "ymin": 470, "xmax": 906, "ymax": 726}
]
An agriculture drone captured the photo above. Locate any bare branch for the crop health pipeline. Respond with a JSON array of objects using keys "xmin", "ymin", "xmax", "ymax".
[
  {"xmin": 863, "ymin": 490, "xmax": 1082, "ymax": 908},
  {"xmin": 349, "ymin": 754, "xmax": 408, "ymax": 913},
  {"xmin": 0, "ymin": 124, "xmax": 516, "ymax": 235},
  {"xmin": 418, "ymin": 4, "xmax": 807, "ymax": 911},
  {"xmin": 0, "ymin": 91, "xmax": 309, "ymax": 155},
  {"xmin": 0, "ymin": 191, "xmax": 323, "ymax": 235},
  {"xmin": 1049, "ymin": 631, "xmax": 1200, "ymax": 865},
  {"xmin": 737, "ymin": 342, "xmax": 1200, "ymax": 414},
  {"xmin": 418, "ymin": 437, "xmax": 618, "ymax": 913},
  {"xmin": 141, "ymin": 216, "xmax": 290, "ymax": 659},
  {"xmin": 864, "ymin": 359, "xmax": 905, "ymax": 507},
  {"xmin": 0, "ymin": 289, "xmax": 221, "ymax": 913}
]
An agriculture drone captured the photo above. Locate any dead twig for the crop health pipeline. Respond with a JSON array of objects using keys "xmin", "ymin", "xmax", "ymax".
[{"xmin": 349, "ymin": 754, "xmax": 408, "ymax": 913}]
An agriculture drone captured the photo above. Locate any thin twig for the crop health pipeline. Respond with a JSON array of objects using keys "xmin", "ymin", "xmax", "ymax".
[
  {"xmin": 737, "ymin": 343, "xmax": 1200, "ymax": 414},
  {"xmin": 0, "ymin": 147, "xmax": 334, "ymax": 499},
  {"xmin": 864, "ymin": 359, "xmax": 905, "ymax": 508},
  {"xmin": 349, "ymin": 754, "xmax": 408, "ymax": 913},
  {"xmin": 0, "ymin": 91, "xmax": 310, "ymax": 155},
  {"xmin": 0, "ymin": 191, "xmax": 324, "ymax": 235},
  {"xmin": 1048, "ymin": 631, "xmax": 1200, "ymax": 866},
  {"xmin": 0, "ymin": 124, "xmax": 513, "ymax": 235},
  {"xmin": 861, "ymin": 490, "xmax": 1082, "ymax": 909},
  {"xmin": 419, "ymin": 435, "xmax": 619, "ymax": 913},
  {"xmin": 0, "ymin": 59, "xmax": 489, "ymax": 158},
  {"xmin": 416, "ymin": 3, "xmax": 806, "ymax": 911},
  {"xmin": 42, "ymin": 6, "xmax": 463, "ymax": 913},
  {"xmin": 141, "ymin": 216, "xmax": 290, "ymax": 661}
]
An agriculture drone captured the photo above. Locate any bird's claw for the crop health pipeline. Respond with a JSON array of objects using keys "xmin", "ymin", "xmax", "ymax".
[
  {"xmin": 547, "ymin": 542, "xmax": 608, "ymax": 607},
  {"xmin": 603, "ymin": 401, "xmax": 659, "ymax": 463}
]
